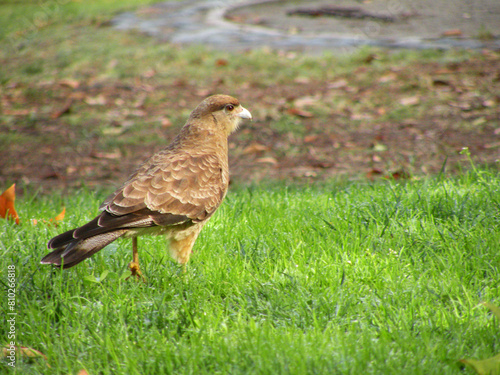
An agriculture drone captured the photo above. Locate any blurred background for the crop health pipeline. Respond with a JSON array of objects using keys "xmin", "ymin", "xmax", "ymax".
[{"xmin": 1, "ymin": 0, "xmax": 499, "ymax": 193}]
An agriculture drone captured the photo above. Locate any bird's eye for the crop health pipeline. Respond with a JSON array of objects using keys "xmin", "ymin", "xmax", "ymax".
[{"xmin": 225, "ymin": 104, "xmax": 234, "ymax": 111}]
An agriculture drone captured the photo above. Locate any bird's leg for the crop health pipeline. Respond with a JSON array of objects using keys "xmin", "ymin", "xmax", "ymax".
[{"xmin": 127, "ymin": 237, "xmax": 145, "ymax": 282}]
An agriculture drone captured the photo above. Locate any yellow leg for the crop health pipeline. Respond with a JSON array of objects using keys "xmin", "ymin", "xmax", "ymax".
[{"xmin": 126, "ymin": 237, "xmax": 146, "ymax": 282}]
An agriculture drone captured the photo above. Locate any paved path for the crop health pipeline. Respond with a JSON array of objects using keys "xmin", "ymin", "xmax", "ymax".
[{"xmin": 112, "ymin": 0, "xmax": 500, "ymax": 52}]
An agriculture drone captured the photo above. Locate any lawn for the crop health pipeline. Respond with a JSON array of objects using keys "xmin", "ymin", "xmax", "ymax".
[
  {"xmin": 1, "ymin": 0, "xmax": 499, "ymax": 374},
  {"xmin": 1, "ymin": 166, "xmax": 499, "ymax": 374}
]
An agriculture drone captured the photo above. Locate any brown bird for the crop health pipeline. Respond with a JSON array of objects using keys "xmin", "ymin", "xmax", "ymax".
[{"xmin": 41, "ymin": 94, "xmax": 252, "ymax": 279}]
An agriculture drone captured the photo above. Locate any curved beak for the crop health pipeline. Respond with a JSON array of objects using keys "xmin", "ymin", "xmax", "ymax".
[{"xmin": 237, "ymin": 106, "xmax": 252, "ymax": 120}]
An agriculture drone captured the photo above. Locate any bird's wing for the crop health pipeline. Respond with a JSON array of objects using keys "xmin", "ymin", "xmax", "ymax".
[{"xmin": 101, "ymin": 151, "xmax": 227, "ymax": 224}]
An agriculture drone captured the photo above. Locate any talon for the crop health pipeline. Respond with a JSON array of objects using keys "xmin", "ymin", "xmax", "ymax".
[
  {"xmin": 126, "ymin": 261, "xmax": 146, "ymax": 282},
  {"xmin": 125, "ymin": 237, "xmax": 146, "ymax": 282}
]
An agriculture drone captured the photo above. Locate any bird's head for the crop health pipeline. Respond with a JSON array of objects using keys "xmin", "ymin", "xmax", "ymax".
[{"xmin": 190, "ymin": 94, "xmax": 252, "ymax": 135}]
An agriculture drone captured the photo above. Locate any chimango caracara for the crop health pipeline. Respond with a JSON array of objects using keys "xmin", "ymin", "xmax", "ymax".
[{"xmin": 41, "ymin": 95, "xmax": 252, "ymax": 279}]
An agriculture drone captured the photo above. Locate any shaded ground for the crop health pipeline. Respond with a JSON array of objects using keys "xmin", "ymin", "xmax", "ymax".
[{"xmin": 1, "ymin": 48, "xmax": 499, "ymax": 192}]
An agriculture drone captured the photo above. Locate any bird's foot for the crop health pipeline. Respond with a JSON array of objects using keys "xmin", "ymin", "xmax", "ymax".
[{"xmin": 126, "ymin": 261, "xmax": 146, "ymax": 282}]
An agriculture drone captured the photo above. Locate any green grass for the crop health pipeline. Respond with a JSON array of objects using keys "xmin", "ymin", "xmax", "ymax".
[
  {"xmin": 1, "ymin": 1, "xmax": 499, "ymax": 372},
  {"xmin": 1, "ymin": 168, "xmax": 499, "ymax": 374}
]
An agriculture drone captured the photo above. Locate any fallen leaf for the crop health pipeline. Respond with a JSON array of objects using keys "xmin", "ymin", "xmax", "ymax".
[
  {"xmin": 256, "ymin": 157, "xmax": 278, "ymax": 164},
  {"xmin": 77, "ymin": 370, "xmax": 89, "ymax": 375},
  {"xmin": 2, "ymin": 345, "xmax": 47, "ymax": 361},
  {"xmin": 141, "ymin": 68, "xmax": 156, "ymax": 78},
  {"xmin": 399, "ymin": 96, "xmax": 420, "ymax": 106},
  {"xmin": 367, "ymin": 168, "xmax": 383, "ymax": 180},
  {"xmin": 433, "ymin": 68, "xmax": 455, "ymax": 74},
  {"xmin": 350, "ymin": 113, "xmax": 373, "ymax": 121},
  {"xmin": 459, "ymin": 303, "xmax": 500, "ymax": 374},
  {"xmin": 385, "ymin": 170, "xmax": 411, "ymax": 180},
  {"xmin": 484, "ymin": 142, "xmax": 500, "ymax": 149},
  {"xmin": 51, "ymin": 99, "xmax": 73, "ymax": 119},
  {"xmin": 460, "ymin": 354, "xmax": 500, "ymax": 375},
  {"xmin": 52, "ymin": 207, "xmax": 66, "ymax": 223},
  {"xmin": 309, "ymin": 160, "xmax": 333, "ymax": 168},
  {"xmin": 3, "ymin": 109, "xmax": 31, "ymax": 116},
  {"xmin": 215, "ymin": 58, "xmax": 229, "ymax": 66},
  {"xmin": 372, "ymin": 143, "xmax": 387, "ymax": 152},
  {"xmin": 482, "ymin": 302, "xmax": 500, "ymax": 322},
  {"xmin": 328, "ymin": 79, "xmax": 348, "ymax": 89},
  {"xmin": 58, "ymin": 79, "xmax": 80, "ymax": 89},
  {"xmin": 472, "ymin": 117, "xmax": 487, "ymax": 126},
  {"xmin": 85, "ymin": 95, "xmax": 107, "ymax": 106},
  {"xmin": 378, "ymin": 73, "xmax": 397, "ymax": 83},
  {"xmin": 243, "ymin": 143, "xmax": 270, "ymax": 154},
  {"xmin": 31, "ymin": 207, "xmax": 65, "ymax": 226},
  {"xmin": 195, "ymin": 89, "xmax": 211, "ymax": 97},
  {"xmin": 362, "ymin": 53, "xmax": 377, "ymax": 64},
  {"xmin": 133, "ymin": 93, "xmax": 147, "ymax": 108},
  {"xmin": 294, "ymin": 77, "xmax": 310, "ymax": 84},
  {"xmin": 483, "ymin": 99, "xmax": 496, "ymax": 107},
  {"xmin": 91, "ymin": 151, "xmax": 121, "ymax": 159},
  {"xmin": 0, "ymin": 184, "xmax": 20, "ymax": 224},
  {"xmin": 161, "ymin": 117, "xmax": 172, "ymax": 127},
  {"xmin": 287, "ymin": 107, "xmax": 313, "ymax": 118},
  {"xmin": 294, "ymin": 96, "xmax": 320, "ymax": 108},
  {"xmin": 442, "ymin": 29, "xmax": 462, "ymax": 37},
  {"xmin": 304, "ymin": 134, "xmax": 319, "ymax": 143}
]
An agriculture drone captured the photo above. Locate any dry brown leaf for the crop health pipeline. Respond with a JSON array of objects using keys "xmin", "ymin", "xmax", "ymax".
[
  {"xmin": 85, "ymin": 95, "xmax": 107, "ymax": 106},
  {"xmin": 0, "ymin": 184, "xmax": 20, "ymax": 224},
  {"xmin": 141, "ymin": 68, "xmax": 156, "ymax": 78},
  {"xmin": 328, "ymin": 79, "xmax": 348, "ymax": 89},
  {"xmin": 378, "ymin": 73, "xmax": 397, "ymax": 83},
  {"xmin": 195, "ymin": 89, "xmax": 211, "ymax": 97},
  {"xmin": 442, "ymin": 29, "xmax": 462, "ymax": 37},
  {"xmin": 3, "ymin": 109, "xmax": 31, "ymax": 116},
  {"xmin": 58, "ymin": 79, "xmax": 80, "ymax": 89},
  {"xmin": 287, "ymin": 107, "xmax": 314, "ymax": 118},
  {"xmin": 91, "ymin": 151, "xmax": 121, "ymax": 160},
  {"xmin": 294, "ymin": 96, "xmax": 320, "ymax": 108},
  {"xmin": 2, "ymin": 345, "xmax": 47, "ymax": 361},
  {"xmin": 367, "ymin": 168, "xmax": 383, "ymax": 180},
  {"xmin": 51, "ymin": 99, "xmax": 73, "ymax": 119},
  {"xmin": 294, "ymin": 77, "xmax": 310, "ymax": 84},
  {"xmin": 256, "ymin": 157, "xmax": 278, "ymax": 164},
  {"xmin": 243, "ymin": 143, "xmax": 270, "ymax": 154},
  {"xmin": 304, "ymin": 134, "xmax": 319, "ymax": 143},
  {"xmin": 215, "ymin": 58, "xmax": 229, "ymax": 66},
  {"xmin": 161, "ymin": 117, "xmax": 173, "ymax": 127},
  {"xmin": 399, "ymin": 96, "xmax": 420, "ymax": 106}
]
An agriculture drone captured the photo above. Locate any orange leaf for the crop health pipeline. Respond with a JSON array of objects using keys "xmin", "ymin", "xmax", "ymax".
[
  {"xmin": 287, "ymin": 107, "xmax": 314, "ymax": 118},
  {"xmin": 31, "ymin": 207, "xmax": 66, "ymax": 226},
  {"xmin": 51, "ymin": 207, "xmax": 66, "ymax": 223},
  {"xmin": 0, "ymin": 184, "xmax": 20, "ymax": 224}
]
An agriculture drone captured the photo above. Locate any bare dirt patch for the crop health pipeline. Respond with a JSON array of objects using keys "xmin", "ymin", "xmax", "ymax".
[{"xmin": 1, "ymin": 50, "xmax": 499, "ymax": 193}]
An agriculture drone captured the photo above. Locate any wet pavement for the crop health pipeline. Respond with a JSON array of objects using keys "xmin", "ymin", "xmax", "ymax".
[{"xmin": 112, "ymin": 0, "xmax": 500, "ymax": 52}]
